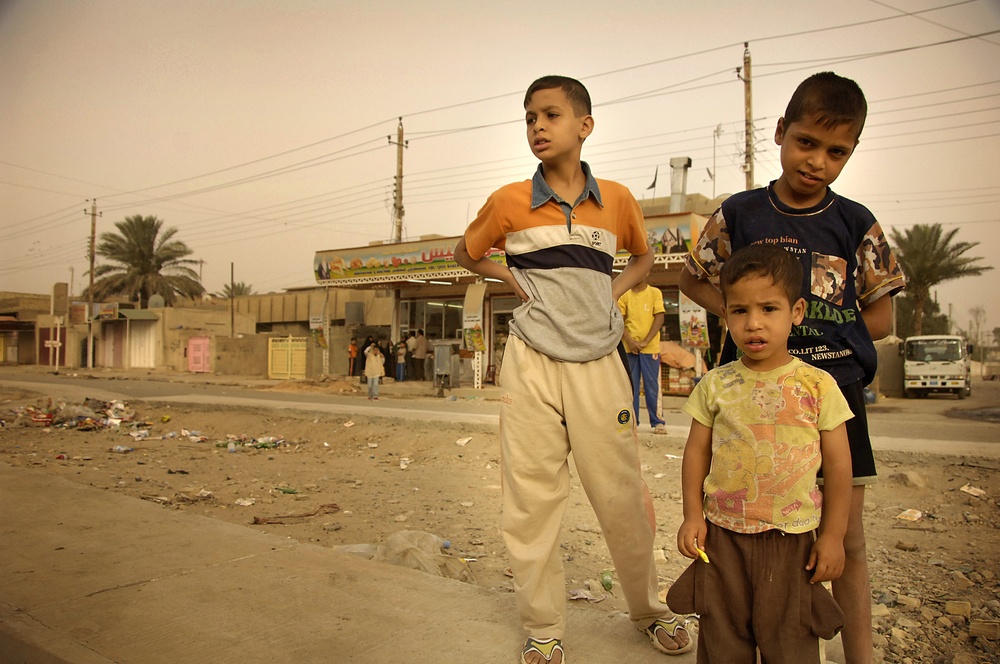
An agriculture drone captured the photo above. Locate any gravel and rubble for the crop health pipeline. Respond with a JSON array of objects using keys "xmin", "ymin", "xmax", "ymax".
[{"xmin": 2, "ymin": 386, "xmax": 999, "ymax": 663}]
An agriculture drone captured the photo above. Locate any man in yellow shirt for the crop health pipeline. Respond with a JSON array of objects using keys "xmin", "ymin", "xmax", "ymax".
[{"xmin": 618, "ymin": 275, "xmax": 667, "ymax": 433}]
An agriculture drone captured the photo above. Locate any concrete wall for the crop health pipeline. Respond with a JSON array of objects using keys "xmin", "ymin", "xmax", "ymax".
[
  {"xmin": 155, "ymin": 308, "xmax": 256, "ymax": 371},
  {"xmin": 875, "ymin": 337, "xmax": 904, "ymax": 398},
  {"xmin": 214, "ymin": 335, "xmax": 269, "ymax": 376}
]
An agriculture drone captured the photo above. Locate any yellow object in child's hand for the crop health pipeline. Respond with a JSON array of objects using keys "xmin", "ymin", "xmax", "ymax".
[{"xmin": 695, "ymin": 546, "xmax": 710, "ymax": 564}]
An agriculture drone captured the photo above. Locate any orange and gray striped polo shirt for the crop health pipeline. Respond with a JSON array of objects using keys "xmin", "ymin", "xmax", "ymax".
[{"xmin": 463, "ymin": 162, "xmax": 649, "ymax": 362}]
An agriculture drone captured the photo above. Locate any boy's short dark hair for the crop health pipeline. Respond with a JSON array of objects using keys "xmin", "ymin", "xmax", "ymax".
[
  {"xmin": 720, "ymin": 244, "xmax": 803, "ymax": 306},
  {"xmin": 524, "ymin": 75, "xmax": 592, "ymax": 117},
  {"xmin": 783, "ymin": 71, "xmax": 867, "ymax": 139}
]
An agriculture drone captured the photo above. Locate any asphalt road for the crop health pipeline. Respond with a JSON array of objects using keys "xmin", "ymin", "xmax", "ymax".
[{"xmin": 1, "ymin": 368, "xmax": 998, "ymax": 456}]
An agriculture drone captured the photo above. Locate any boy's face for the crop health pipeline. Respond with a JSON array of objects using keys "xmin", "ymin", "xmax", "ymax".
[
  {"xmin": 773, "ymin": 113, "xmax": 860, "ymax": 208},
  {"xmin": 524, "ymin": 87, "xmax": 593, "ymax": 164},
  {"xmin": 723, "ymin": 275, "xmax": 806, "ymax": 373}
]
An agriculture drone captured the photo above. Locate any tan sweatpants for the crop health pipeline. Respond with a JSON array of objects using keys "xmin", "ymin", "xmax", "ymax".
[{"xmin": 499, "ymin": 334, "xmax": 671, "ymax": 639}]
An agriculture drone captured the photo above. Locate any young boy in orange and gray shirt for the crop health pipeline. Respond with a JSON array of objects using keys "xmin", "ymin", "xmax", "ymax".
[{"xmin": 456, "ymin": 75, "xmax": 690, "ymax": 664}]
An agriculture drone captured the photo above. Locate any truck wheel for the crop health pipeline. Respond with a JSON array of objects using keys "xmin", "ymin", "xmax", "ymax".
[
  {"xmin": 904, "ymin": 389, "xmax": 914, "ymax": 399},
  {"xmin": 957, "ymin": 388, "xmax": 967, "ymax": 400}
]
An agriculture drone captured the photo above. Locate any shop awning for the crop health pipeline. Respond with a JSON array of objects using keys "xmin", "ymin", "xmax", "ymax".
[{"xmin": 117, "ymin": 310, "xmax": 159, "ymax": 321}]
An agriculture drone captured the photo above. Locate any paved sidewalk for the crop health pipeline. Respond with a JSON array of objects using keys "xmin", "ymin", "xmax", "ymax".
[
  {"xmin": 0, "ymin": 363, "xmax": 505, "ymax": 401},
  {"xmin": 0, "ymin": 462, "xmax": 695, "ymax": 664}
]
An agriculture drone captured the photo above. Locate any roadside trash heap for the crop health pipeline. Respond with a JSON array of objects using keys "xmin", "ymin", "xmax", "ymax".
[
  {"xmin": 3, "ymin": 397, "xmax": 290, "ymax": 452},
  {"xmin": 5, "ymin": 397, "xmax": 137, "ymax": 431}
]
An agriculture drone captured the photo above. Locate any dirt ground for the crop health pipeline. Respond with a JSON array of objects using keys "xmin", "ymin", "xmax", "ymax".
[{"xmin": 2, "ymin": 382, "xmax": 999, "ymax": 663}]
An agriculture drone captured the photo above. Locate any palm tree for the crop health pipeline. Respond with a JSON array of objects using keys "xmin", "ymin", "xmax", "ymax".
[
  {"xmin": 894, "ymin": 293, "xmax": 949, "ymax": 338},
  {"xmin": 216, "ymin": 281, "xmax": 254, "ymax": 299},
  {"xmin": 86, "ymin": 215, "xmax": 205, "ymax": 307},
  {"xmin": 889, "ymin": 224, "xmax": 992, "ymax": 335}
]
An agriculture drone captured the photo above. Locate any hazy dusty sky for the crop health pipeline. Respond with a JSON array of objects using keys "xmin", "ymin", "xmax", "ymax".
[{"xmin": 2, "ymin": 0, "xmax": 999, "ymax": 333}]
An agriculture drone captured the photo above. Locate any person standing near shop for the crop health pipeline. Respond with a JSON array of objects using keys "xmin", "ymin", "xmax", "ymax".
[
  {"xmin": 364, "ymin": 341, "xmax": 385, "ymax": 400},
  {"xmin": 359, "ymin": 335, "xmax": 375, "ymax": 383},
  {"xmin": 618, "ymin": 274, "xmax": 668, "ymax": 434},
  {"xmin": 348, "ymin": 337, "xmax": 359, "ymax": 377},
  {"xmin": 405, "ymin": 331, "xmax": 417, "ymax": 380},
  {"xmin": 395, "ymin": 338, "xmax": 407, "ymax": 382},
  {"xmin": 413, "ymin": 329, "xmax": 428, "ymax": 381}
]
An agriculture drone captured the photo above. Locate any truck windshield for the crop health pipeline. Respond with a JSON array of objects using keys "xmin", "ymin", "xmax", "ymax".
[{"xmin": 906, "ymin": 340, "xmax": 962, "ymax": 362}]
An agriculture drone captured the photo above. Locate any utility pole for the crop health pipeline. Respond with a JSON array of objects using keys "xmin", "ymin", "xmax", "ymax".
[
  {"xmin": 712, "ymin": 124, "xmax": 723, "ymax": 199},
  {"xmin": 387, "ymin": 118, "xmax": 408, "ymax": 346},
  {"xmin": 387, "ymin": 118, "xmax": 408, "ymax": 243},
  {"xmin": 230, "ymin": 262, "xmax": 235, "ymax": 338},
  {"xmin": 85, "ymin": 199, "xmax": 101, "ymax": 369},
  {"xmin": 741, "ymin": 42, "xmax": 754, "ymax": 191}
]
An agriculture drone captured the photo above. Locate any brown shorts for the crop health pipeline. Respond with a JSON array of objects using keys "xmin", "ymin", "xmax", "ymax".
[{"xmin": 667, "ymin": 522, "xmax": 844, "ymax": 664}]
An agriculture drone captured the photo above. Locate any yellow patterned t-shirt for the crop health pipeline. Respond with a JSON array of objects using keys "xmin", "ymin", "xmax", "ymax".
[{"xmin": 683, "ymin": 357, "xmax": 853, "ymax": 534}]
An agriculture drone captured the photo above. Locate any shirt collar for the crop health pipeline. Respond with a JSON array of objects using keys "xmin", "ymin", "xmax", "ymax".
[{"xmin": 530, "ymin": 161, "xmax": 603, "ymax": 210}]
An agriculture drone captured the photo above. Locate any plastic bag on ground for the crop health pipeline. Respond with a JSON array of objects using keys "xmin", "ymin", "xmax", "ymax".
[{"xmin": 372, "ymin": 530, "xmax": 474, "ymax": 583}]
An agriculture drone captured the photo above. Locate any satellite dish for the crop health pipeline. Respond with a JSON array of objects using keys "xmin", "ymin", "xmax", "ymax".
[{"xmin": 148, "ymin": 294, "xmax": 166, "ymax": 308}]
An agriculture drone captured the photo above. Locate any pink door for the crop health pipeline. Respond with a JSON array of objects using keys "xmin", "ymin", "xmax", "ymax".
[{"xmin": 187, "ymin": 336, "xmax": 211, "ymax": 373}]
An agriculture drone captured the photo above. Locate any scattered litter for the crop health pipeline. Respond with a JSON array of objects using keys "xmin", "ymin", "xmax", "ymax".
[
  {"xmin": 896, "ymin": 509, "xmax": 923, "ymax": 521},
  {"xmin": 664, "ymin": 454, "xmax": 682, "ymax": 460},
  {"xmin": 399, "ymin": 457, "xmax": 411, "ymax": 470},
  {"xmin": 344, "ymin": 421, "xmax": 355, "ymax": 428},
  {"xmin": 275, "ymin": 486, "xmax": 299, "ymax": 494},
  {"xmin": 960, "ymin": 484, "xmax": 986, "ymax": 498},
  {"xmin": 653, "ymin": 473, "xmax": 666, "ymax": 479},
  {"xmin": 167, "ymin": 469, "xmax": 189, "ymax": 475},
  {"xmin": 215, "ymin": 435, "xmax": 287, "ymax": 450},
  {"xmin": 129, "ymin": 430, "xmax": 150, "ymax": 439},
  {"xmin": 455, "ymin": 436, "xmax": 472, "ymax": 446},
  {"xmin": 161, "ymin": 415, "xmax": 171, "ymax": 423},
  {"xmin": 367, "ymin": 442, "xmax": 379, "ymax": 448},
  {"xmin": 234, "ymin": 498, "xmax": 256, "ymax": 507},
  {"xmin": 569, "ymin": 588, "xmax": 605, "ymax": 603},
  {"xmin": 252, "ymin": 503, "xmax": 340, "ymax": 525},
  {"xmin": 8, "ymin": 396, "xmax": 136, "ymax": 430},
  {"xmin": 110, "ymin": 445, "xmax": 133, "ymax": 454},
  {"xmin": 600, "ymin": 570, "xmax": 614, "ymax": 591},
  {"xmin": 459, "ymin": 500, "xmax": 474, "ymax": 507},
  {"xmin": 174, "ymin": 489, "xmax": 214, "ymax": 503}
]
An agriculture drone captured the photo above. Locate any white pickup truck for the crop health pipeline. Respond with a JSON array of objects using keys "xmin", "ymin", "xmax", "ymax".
[{"xmin": 901, "ymin": 335, "xmax": 972, "ymax": 399}]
